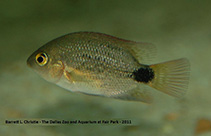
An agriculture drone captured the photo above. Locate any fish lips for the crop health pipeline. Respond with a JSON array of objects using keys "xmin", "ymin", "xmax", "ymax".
[{"xmin": 27, "ymin": 55, "xmax": 33, "ymax": 68}]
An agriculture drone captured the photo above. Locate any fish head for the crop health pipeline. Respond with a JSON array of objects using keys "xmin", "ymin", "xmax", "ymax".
[{"xmin": 27, "ymin": 43, "xmax": 64, "ymax": 83}]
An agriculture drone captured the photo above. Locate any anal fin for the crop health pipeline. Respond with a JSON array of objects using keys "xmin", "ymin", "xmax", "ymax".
[{"xmin": 113, "ymin": 85, "xmax": 153, "ymax": 103}]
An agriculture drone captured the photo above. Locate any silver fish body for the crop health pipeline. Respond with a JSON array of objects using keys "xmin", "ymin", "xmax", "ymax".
[{"xmin": 27, "ymin": 32, "xmax": 190, "ymax": 103}]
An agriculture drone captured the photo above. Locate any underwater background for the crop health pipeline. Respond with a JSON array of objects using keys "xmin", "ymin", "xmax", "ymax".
[{"xmin": 0, "ymin": 0, "xmax": 210, "ymax": 136}]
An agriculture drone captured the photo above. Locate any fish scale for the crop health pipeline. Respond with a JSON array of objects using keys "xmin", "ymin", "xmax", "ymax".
[{"xmin": 58, "ymin": 38, "xmax": 138, "ymax": 76}]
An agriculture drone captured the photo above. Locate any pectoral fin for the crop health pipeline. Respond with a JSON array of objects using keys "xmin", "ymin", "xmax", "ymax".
[
  {"xmin": 64, "ymin": 69, "xmax": 103, "ymax": 88},
  {"xmin": 64, "ymin": 69, "xmax": 92, "ymax": 83}
]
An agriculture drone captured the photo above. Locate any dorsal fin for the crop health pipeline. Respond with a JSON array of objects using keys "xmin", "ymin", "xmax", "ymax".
[
  {"xmin": 123, "ymin": 42, "xmax": 156, "ymax": 64},
  {"xmin": 69, "ymin": 32, "xmax": 157, "ymax": 64}
]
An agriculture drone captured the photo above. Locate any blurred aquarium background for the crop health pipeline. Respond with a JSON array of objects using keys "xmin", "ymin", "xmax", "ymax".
[{"xmin": 0, "ymin": 0, "xmax": 211, "ymax": 136}]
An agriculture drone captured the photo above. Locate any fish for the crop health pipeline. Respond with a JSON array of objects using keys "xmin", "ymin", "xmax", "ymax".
[{"xmin": 27, "ymin": 32, "xmax": 190, "ymax": 103}]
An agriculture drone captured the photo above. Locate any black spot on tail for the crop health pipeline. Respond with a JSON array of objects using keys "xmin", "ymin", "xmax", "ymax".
[{"xmin": 132, "ymin": 66, "xmax": 154, "ymax": 83}]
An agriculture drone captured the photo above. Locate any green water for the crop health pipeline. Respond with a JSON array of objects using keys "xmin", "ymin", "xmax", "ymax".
[{"xmin": 1, "ymin": 0, "xmax": 210, "ymax": 136}]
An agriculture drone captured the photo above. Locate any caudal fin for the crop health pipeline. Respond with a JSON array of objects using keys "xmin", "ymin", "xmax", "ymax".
[{"xmin": 149, "ymin": 58, "xmax": 190, "ymax": 98}]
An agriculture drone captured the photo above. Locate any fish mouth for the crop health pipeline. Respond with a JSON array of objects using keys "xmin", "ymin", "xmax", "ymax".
[{"xmin": 27, "ymin": 57, "xmax": 32, "ymax": 68}]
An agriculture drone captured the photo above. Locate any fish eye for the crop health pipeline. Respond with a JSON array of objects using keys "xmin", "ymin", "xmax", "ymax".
[{"xmin": 35, "ymin": 52, "xmax": 48, "ymax": 66}]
